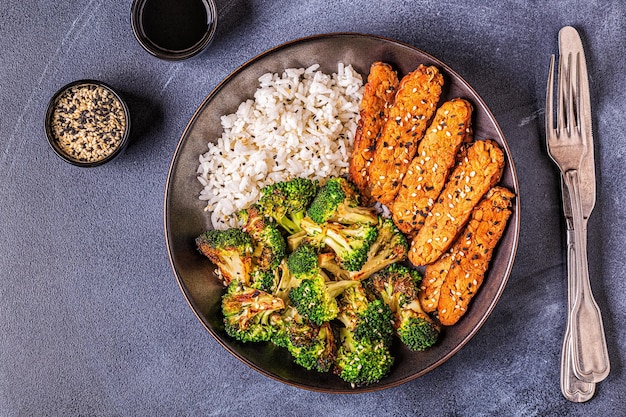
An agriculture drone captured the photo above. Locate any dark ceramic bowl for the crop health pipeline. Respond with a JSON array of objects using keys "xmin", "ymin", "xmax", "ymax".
[
  {"xmin": 130, "ymin": 0, "xmax": 218, "ymax": 61},
  {"xmin": 44, "ymin": 79, "xmax": 131, "ymax": 167},
  {"xmin": 164, "ymin": 33, "xmax": 520, "ymax": 393}
]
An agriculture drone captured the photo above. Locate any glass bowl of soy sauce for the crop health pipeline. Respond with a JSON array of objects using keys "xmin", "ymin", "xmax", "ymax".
[{"xmin": 131, "ymin": 0, "xmax": 218, "ymax": 61}]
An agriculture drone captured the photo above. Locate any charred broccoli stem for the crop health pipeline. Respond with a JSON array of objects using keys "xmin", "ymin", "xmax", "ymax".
[
  {"xmin": 196, "ymin": 228, "xmax": 254, "ymax": 286},
  {"xmin": 368, "ymin": 263, "xmax": 440, "ymax": 351},
  {"xmin": 221, "ymin": 280, "xmax": 285, "ymax": 343},
  {"xmin": 238, "ymin": 204, "xmax": 286, "ymax": 271},
  {"xmin": 257, "ymin": 178, "xmax": 319, "ymax": 234},
  {"xmin": 307, "ymin": 177, "xmax": 378, "ymax": 225}
]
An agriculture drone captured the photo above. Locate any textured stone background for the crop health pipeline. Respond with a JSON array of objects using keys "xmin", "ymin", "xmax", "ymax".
[{"xmin": 1, "ymin": 0, "xmax": 624, "ymax": 415}]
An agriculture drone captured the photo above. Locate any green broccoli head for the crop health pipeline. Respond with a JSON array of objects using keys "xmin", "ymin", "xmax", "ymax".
[
  {"xmin": 337, "ymin": 284, "xmax": 395, "ymax": 347},
  {"xmin": 396, "ymin": 306, "xmax": 440, "ymax": 351},
  {"xmin": 196, "ymin": 228, "xmax": 254, "ymax": 286},
  {"xmin": 257, "ymin": 178, "xmax": 319, "ymax": 234},
  {"xmin": 307, "ymin": 177, "xmax": 378, "ymax": 225},
  {"xmin": 221, "ymin": 281, "xmax": 285, "ymax": 343},
  {"xmin": 300, "ymin": 217, "xmax": 378, "ymax": 272},
  {"xmin": 289, "ymin": 274, "xmax": 358, "ymax": 326},
  {"xmin": 349, "ymin": 218, "xmax": 409, "ymax": 281},
  {"xmin": 369, "ymin": 263, "xmax": 439, "ymax": 351},
  {"xmin": 286, "ymin": 242, "xmax": 319, "ymax": 279},
  {"xmin": 272, "ymin": 306, "xmax": 337, "ymax": 373},
  {"xmin": 249, "ymin": 268, "xmax": 279, "ymax": 293},
  {"xmin": 334, "ymin": 327, "xmax": 394, "ymax": 387}
]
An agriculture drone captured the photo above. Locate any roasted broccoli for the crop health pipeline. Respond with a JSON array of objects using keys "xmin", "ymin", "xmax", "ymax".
[
  {"xmin": 300, "ymin": 217, "xmax": 378, "ymax": 271},
  {"xmin": 196, "ymin": 228, "xmax": 254, "ymax": 286},
  {"xmin": 236, "ymin": 204, "xmax": 287, "ymax": 292},
  {"xmin": 334, "ymin": 327, "xmax": 394, "ymax": 387},
  {"xmin": 257, "ymin": 178, "xmax": 319, "ymax": 234},
  {"xmin": 315, "ymin": 218, "xmax": 408, "ymax": 281},
  {"xmin": 368, "ymin": 263, "xmax": 440, "ymax": 351},
  {"xmin": 221, "ymin": 280, "xmax": 285, "ymax": 343},
  {"xmin": 272, "ymin": 306, "xmax": 337, "ymax": 372},
  {"xmin": 238, "ymin": 204, "xmax": 286, "ymax": 271},
  {"xmin": 307, "ymin": 177, "xmax": 378, "ymax": 225},
  {"xmin": 349, "ymin": 217, "xmax": 408, "ymax": 281},
  {"xmin": 286, "ymin": 243, "xmax": 358, "ymax": 325},
  {"xmin": 337, "ymin": 284, "xmax": 395, "ymax": 347}
]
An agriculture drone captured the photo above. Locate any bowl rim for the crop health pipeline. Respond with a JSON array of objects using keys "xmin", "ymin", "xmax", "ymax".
[
  {"xmin": 130, "ymin": 0, "xmax": 218, "ymax": 61},
  {"xmin": 163, "ymin": 32, "xmax": 521, "ymax": 393},
  {"xmin": 44, "ymin": 79, "xmax": 131, "ymax": 168}
]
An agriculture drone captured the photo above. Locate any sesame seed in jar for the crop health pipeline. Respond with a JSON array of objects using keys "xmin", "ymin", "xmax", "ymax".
[{"xmin": 48, "ymin": 82, "xmax": 128, "ymax": 164}]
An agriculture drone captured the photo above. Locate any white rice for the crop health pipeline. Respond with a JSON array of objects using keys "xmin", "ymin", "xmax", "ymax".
[{"xmin": 197, "ymin": 63, "xmax": 364, "ymax": 229}]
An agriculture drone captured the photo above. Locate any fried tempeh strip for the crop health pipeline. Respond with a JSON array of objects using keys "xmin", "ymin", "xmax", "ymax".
[
  {"xmin": 391, "ymin": 98, "xmax": 473, "ymax": 235},
  {"xmin": 419, "ymin": 252, "xmax": 453, "ymax": 313},
  {"xmin": 435, "ymin": 186, "xmax": 515, "ymax": 325},
  {"xmin": 368, "ymin": 65, "xmax": 444, "ymax": 205},
  {"xmin": 408, "ymin": 139, "xmax": 505, "ymax": 266},
  {"xmin": 349, "ymin": 62, "xmax": 399, "ymax": 202}
]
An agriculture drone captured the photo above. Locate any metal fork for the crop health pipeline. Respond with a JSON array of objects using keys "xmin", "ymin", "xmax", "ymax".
[{"xmin": 546, "ymin": 36, "xmax": 610, "ymax": 386}]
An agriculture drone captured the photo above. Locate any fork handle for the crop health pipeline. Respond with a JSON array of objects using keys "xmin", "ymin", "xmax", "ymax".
[
  {"xmin": 561, "ymin": 217, "xmax": 595, "ymax": 402},
  {"xmin": 564, "ymin": 169, "xmax": 610, "ymax": 383}
]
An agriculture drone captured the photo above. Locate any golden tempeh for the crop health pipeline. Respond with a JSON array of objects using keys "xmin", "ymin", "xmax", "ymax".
[
  {"xmin": 435, "ymin": 186, "xmax": 515, "ymax": 325},
  {"xmin": 349, "ymin": 62, "xmax": 399, "ymax": 203},
  {"xmin": 419, "ymin": 252, "xmax": 453, "ymax": 313},
  {"xmin": 368, "ymin": 65, "xmax": 444, "ymax": 205},
  {"xmin": 391, "ymin": 98, "xmax": 473, "ymax": 235},
  {"xmin": 408, "ymin": 139, "xmax": 505, "ymax": 266}
]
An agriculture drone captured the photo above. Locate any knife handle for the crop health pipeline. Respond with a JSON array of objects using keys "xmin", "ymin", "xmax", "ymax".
[
  {"xmin": 564, "ymin": 169, "xmax": 611, "ymax": 383},
  {"xmin": 560, "ymin": 217, "xmax": 595, "ymax": 402}
]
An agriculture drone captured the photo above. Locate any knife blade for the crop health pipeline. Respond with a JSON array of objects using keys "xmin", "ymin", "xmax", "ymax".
[{"xmin": 557, "ymin": 26, "xmax": 610, "ymax": 383}]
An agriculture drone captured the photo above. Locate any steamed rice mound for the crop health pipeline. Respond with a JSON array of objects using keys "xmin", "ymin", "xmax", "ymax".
[{"xmin": 197, "ymin": 64, "xmax": 364, "ymax": 229}]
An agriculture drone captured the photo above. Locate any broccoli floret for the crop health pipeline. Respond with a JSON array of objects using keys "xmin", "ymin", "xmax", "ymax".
[
  {"xmin": 286, "ymin": 243, "xmax": 358, "ymax": 325},
  {"xmin": 273, "ymin": 259, "xmax": 300, "ymax": 304},
  {"xmin": 337, "ymin": 284, "xmax": 395, "ymax": 347},
  {"xmin": 257, "ymin": 178, "xmax": 319, "ymax": 234},
  {"xmin": 300, "ymin": 217, "xmax": 378, "ymax": 271},
  {"xmin": 349, "ymin": 217, "xmax": 408, "ymax": 281},
  {"xmin": 334, "ymin": 327, "xmax": 394, "ymax": 387},
  {"xmin": 396, "ymin": 302, "xmax": 441, "ymax": 351},
  {"xmin": 238, "ymin": 204, "xmax": 286, "ymax": 271},
  {"xmin": 315, "ymin": 218, "xmax": 408, "ymax": 281},
  {"xmin": 249, "ymin": 268, "xmax": 279, "ymax": 293},
  {"xmin": 272, "ymin": 306, "xmax": 337, "ymax": 372},
  {"xmin": 289, "ymin": 276, "xmax": 358, "ymax": 325},
  {"xmin": 221, "ymin": 280, "xmax": 285, "ymax": 343},
  {"xmin": 368, "ymin": 263, "xmax": 440, "ymax": 351},
  {"xmin": 196, "ymin": 228, "xmax": 254, "ymax": 286},
  {"xmin": 286, "ymin": 242, "xmax": 320, "ymax": 279},
  {"xmin": 307, "ymin": 177, "xmax": 378, "ymax": 225}
]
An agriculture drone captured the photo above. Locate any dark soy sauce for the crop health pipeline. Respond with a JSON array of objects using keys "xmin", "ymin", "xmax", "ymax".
[{"xmin": 141, "ymin": 0, "xmax": 210, "ymax": 51}]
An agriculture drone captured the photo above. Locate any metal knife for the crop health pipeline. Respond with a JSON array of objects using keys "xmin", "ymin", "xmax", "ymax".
[{"xmin": 558, "ymin": 26, "xmax": 610, "ymax": 384}]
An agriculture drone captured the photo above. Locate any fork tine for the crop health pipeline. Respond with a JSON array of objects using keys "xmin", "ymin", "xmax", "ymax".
[
  {"xmin": 573, "ymin": 51, "xmax": 582, "ymax": 135},
  {"xmin": 566, "ymin": 52, "xmax": 577, "ymax": 136},
  {"xmin": 546, "ymin": 54, "xmax": 555, "ymax": 134},
  {"xmin": 557, "ymin": 52, "xmax": 567, "ymax": 136}
]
